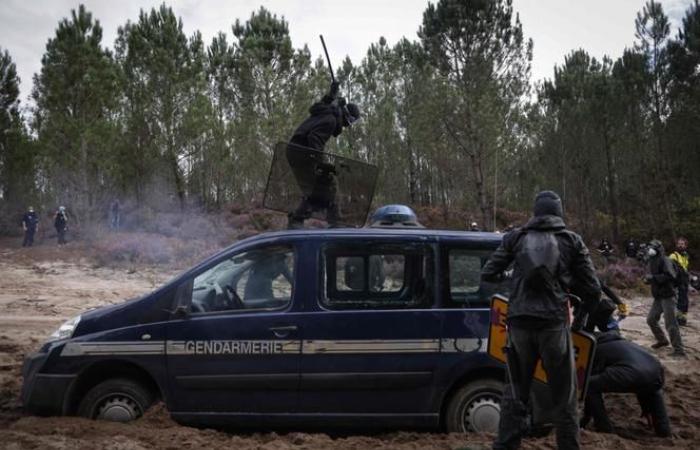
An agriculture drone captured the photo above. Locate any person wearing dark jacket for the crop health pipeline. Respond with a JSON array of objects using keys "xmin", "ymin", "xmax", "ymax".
[
  {"xmin": 482, "ymin": 190, "xmax": 601, "ymax": 450},
  {"xmin": 645, "ymin": 240, "xmax": 685, "ymax": 356},
  {"xmin": 286, "ymin": 82, "xmax": 361, "ymax": 229},
  {"xmin": 54, "ymin": 206, "xmax": 68, "ymax": 245},
  {"xmin": 583, "ymin": 282, "xmax": 627, "ymax": 333},
  {"xmin": 581, "ymin": 331, "xmax": 671, "ymax": 437},
  {"xmin": 21, "ymin": 206, "xmax": 39, "ymax": 247}
]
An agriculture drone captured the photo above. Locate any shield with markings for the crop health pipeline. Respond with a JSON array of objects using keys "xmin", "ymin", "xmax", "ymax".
[
  {"xmin": 263, "ymin": 142, "xmax": 379, "ymax": 227},
  {"xmin": 487, "ymin": 295, "xmax": 596, "ymax": 402}
]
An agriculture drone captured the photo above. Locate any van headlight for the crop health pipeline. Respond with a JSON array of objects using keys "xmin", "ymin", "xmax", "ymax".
[{"xmin": 49, "ymin": 315, "xmax": 81, "ymax": 341}]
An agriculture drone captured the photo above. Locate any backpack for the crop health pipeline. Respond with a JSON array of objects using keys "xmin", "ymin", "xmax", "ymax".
[{"xmin": 516, "ymin": 230, "xmax": 562, "ymax": 292}]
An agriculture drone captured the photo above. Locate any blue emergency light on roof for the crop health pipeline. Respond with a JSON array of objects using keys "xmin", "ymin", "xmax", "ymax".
[{"xmin": 368, "ymin": 204, "xmax": 424, "ymax": 228}]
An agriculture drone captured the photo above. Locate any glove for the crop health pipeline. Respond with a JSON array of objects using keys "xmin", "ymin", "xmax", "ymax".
[
  {"xmin": 329, "ymin": 81, "xmax": 340, "ymax": 98},
  {"xmin": 617, "ymin": 303, "xmax": 628, "ymax": 319},
  {"xmin": 571, "ymin": 310, "xmax": 587, "ymax": 332}
]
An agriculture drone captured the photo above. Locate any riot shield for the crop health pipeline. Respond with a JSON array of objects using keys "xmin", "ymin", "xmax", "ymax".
[
  {"xmin": 263, "ymin": 142, "xmax": 378, "ymax": 227},
  {"xmin": 488, "ymin": 295, "xmax": 596, "ymax": 427}
]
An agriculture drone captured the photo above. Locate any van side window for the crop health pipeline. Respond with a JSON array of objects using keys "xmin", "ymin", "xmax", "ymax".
[
  {"xmin": 445, "ymin": 248, "xmax": 510, "ymax": 308},
  {"xmin": 190, "ymin": 245, "xmax": 294, "ymax": 314},
  {"xmin": 322, "ymin": 244, "xmax": 432, "ymax": 310}
]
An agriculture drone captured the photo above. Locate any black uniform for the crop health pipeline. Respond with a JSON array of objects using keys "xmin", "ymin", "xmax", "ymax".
[
  {"xmin": 290, "ymin": 94, "xmax": 343, "ymax": 152},
  {"xmin": 582, "ymin": 331, "xmax": 670, "ymax": 437},
  {"xmin": 482, "ymin": 191, "xmax": 600, "ymax": 450},
  {"xmin": 22, "ymin": 211, "xmax": 39, "ymax": 247},
  {"xmin": 583, "ymin": 282, "xmax": 623, "ymax": 333},
  {"xmin": 54, "ymin": 211, "xmax": 68, "ymax": 245},
  {"xmin": 287, "ymin": 85, "xmax": 343, "ymax": 229}
]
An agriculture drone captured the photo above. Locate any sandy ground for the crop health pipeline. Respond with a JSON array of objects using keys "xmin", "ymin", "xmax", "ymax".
[{"xmin": 0, "ymin": 239, "xmax": 699, "ymax": 449}]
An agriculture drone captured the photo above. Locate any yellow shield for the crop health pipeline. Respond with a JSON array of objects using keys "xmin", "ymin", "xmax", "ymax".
[{"xmin": 487, "ymin": 295, "xmax": 596, "ymax": 400}]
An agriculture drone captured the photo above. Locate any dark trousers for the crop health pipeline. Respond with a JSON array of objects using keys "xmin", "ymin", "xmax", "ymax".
[
  {"xmin": 584, "ymin": 375, "xmax": 670, "ymax": 437},
  {"xmin": 677, "ymin": 282, "xmax": 689, "ymax": 314},
  {"xmin": 647, "ymin": 295, "xmax": 683, "ymax": 351},
  {"xmin": 494, "ymin": 324, "xmax": 579, "ymax": 450},
  {"xmin": 22, "ymin": 228, "xmax": 36, "ymax": 247},
  {"xmin": 56, "ymin": 227, "xmax": 67, "ymax": 245}
]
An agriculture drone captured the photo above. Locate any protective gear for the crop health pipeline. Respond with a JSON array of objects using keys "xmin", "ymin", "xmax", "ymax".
[
  {"xmin": 22, "ymin": 209, "xmax": 39, "ymax": 247},
  {"xmin": 617, "ymin": 303, "xmax": 628, "ymax": 318},
  {"xmin": 58, "ymin": 206, "xmax": 66, "ymax": 212},
  {"xmin": 647, "ymin": 248, "xmax": 657, "ymax": 258},
  {"xmin": 342, "ymin": 102, "xmax": 360, "ymax": 126}
]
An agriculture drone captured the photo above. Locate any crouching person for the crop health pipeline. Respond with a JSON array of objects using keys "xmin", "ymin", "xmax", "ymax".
[{"xmin": 581, "ymin": 331, "xmax": 671, "ymax": 437}]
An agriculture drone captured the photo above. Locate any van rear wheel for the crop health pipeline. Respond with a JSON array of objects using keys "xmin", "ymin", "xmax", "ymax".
[
  {"xmin": 445, "ymin": 379, "xmax": 503, "ymax": 433},
  {"xmin": 78, "ymin": 378, "xmax": 154, "ymax": 422}
]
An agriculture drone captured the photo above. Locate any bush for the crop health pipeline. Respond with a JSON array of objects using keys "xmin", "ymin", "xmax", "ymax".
[{"xmin": 598, "ymin": 262, "xmax": 648, "ymax": 293}]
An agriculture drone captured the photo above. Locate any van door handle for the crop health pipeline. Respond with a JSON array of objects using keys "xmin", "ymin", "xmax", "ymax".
[{"xmin": 269, "ymin": 325, "xmax": 298, "ymax": 338}]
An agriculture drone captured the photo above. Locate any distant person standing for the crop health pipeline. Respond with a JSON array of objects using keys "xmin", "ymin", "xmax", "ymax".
[
  {"xmin": 469, "ymin": 221, "xmax": 480, "ymax": 232},
  {"xmin": 644, "ymin": 240, "xmax": 685, "ymax": 357},
  {"xmin": 21, "ymin": 206, "xmax": 39, "ymax": 247},
  {"xmin": 54, "ymin": 206, "xmax": 68, "ymax": 245},
  {"xmin": 669, "ymin": 237, "xmax": 690, "ymax": 326},
  {"xmin": 109, "ymin": 199, "xmax": 121, "ymax": 231},
  {"xmin": 597, "ymin": 239, "xmax": 614, "ymax": 263}
]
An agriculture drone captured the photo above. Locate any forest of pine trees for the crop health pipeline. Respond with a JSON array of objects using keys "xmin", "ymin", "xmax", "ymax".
[{"xmin": 1, "ymin": 0, "xmax": 699, "ymax": 248}]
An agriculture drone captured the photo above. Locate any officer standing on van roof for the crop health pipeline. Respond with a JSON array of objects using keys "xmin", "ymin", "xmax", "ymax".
[
  {"xmin": 286, "ymin": 82, "xmax": 361, "ymax": 229},
  {"xmin": 481, "ymin": 190, "xmax": 601, "ymax": 450}
]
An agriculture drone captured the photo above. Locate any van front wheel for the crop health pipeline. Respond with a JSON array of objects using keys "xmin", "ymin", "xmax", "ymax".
[
  {"xmin": 78, "ymin": 378, "xmax": 154, "ymax": 422},
  {"xmin": 445, "ymin": 379, "xmax": 503, "ymax": 433}
]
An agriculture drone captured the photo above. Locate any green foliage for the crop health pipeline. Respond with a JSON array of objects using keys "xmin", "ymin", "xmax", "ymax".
[
  {"xmin": 30, "ymin": 5, "xmax": 119, "ymax": 224},
  {"xmin": 0, "ymin": 0, "xmax": 697, "ymax": 253}
]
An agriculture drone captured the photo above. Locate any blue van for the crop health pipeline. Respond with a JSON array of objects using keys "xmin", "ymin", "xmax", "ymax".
[{"xmin": 22, "ymin": 226, "xmax": 509, "ymax": 433}]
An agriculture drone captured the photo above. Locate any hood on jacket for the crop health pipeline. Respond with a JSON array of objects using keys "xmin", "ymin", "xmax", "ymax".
[
  {"xmin": 594, "ymin": 330, "xmax": 624, "ymax": 345},
  {"xmin": 524, "ymin": 214, "xmax": 566, "ymax": 231},
  {"xmin": 533, "ymin": 190, "xmax": 563, "ymax": 218},
  {"xmin": 309, "ymin": 101, "xmax": 339, "ymax": 117}
]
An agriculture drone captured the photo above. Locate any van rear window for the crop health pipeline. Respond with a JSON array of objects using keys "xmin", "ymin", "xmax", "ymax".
[{"xmin": 322, "ymin": 243, "xmax": 433, "ymax": 310}]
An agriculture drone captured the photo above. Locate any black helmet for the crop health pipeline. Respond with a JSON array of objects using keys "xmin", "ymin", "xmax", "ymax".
[{"xmin": 342, "ymin": 103, "xmax": 360, "ymax": 126}]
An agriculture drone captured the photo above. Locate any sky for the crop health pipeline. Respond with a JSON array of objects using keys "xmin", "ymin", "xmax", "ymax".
[{"xmin": 0, "ymin": 0, "xmax": 694, "ymax": 107}]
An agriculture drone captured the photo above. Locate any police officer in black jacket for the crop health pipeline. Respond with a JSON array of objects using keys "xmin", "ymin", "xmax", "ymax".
[
  {"xmin": 581, "ymin": 331, "xmax": 671, "ymax": 437},
  {"xmin": 290, "ymin": 82, "xmax": 360, "ymax": 152},
  {"xmin": 21, "ymin": 206, "xmax": 39, "ymax": 247},
  {"xmin": 287, "ymin": 82, "xmax": 361, "ymax": 229},
  {"xmin": 482, "ymin": 191, "xmax": 601, "ymax": 450}
]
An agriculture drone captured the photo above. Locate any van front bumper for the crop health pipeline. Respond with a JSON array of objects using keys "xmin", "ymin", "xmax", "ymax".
[{"xmin": 21, "ymin": 352, "xmax": 75, "ymax": 415}]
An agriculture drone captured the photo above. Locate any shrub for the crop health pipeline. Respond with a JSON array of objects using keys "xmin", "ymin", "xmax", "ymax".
[{"xmin": 598, "ymin": 262, "xmax": 648, "ymax": 293}]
